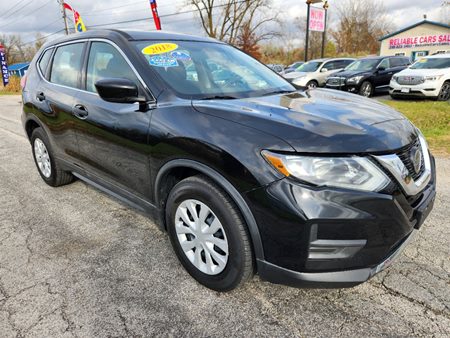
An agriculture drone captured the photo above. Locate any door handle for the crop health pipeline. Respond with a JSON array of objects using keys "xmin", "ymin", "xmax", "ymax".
[
  {"xmin": 73, "ymin": 104, "xmax": 89, "ymax": 119},
  {"xmin": 388, "ymin": 72, "xmax": 393, "ymax": 75},
  {"xmin": 36, "ymin": 92, "xmax": 45, "ymax": 101}
]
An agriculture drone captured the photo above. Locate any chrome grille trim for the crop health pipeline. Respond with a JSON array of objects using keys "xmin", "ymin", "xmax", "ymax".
[
  {"xmin": 373, "ymin": 135, "xmax": 431, "ymax": 196},
  {"xmin": 397, "ymin": 76, "xmax": 424, "ymax": 86}
]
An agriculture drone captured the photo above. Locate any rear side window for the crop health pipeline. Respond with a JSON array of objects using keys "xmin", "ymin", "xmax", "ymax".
[
  {"xmin": 38, "ymin": 48, "xmax": 53, "ymax": 77},
  {"xmin": 390, "ymin": 58, "xmax": 409, "ymax": 67},
  {"xmin": 50, "ymin": 43, "xmax": 84, "ymax": 88},
  {"xmin": 86, "ymin": 42, "xmax": 138, "ymax": 93}
]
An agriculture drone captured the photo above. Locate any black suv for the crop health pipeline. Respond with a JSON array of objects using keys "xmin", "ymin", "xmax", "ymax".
[
  {"xmin": 22, "ymin": 30, "xmax": 435, "ymax": 291},
  {"xmin": 326, "ymin": 56, "xmax": 410, "ymax": 97}
]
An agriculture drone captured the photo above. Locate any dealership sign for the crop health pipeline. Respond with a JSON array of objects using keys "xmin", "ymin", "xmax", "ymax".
[
  {"xmin": 389, "ymin": 34, "xmax": 450, "ymax": 49},
  {"xmin": 309, "ymin": 7, "xmax": 325, "ymax": 32},
  {"xmin": 0, "ymin": 44, "xmax": 9, "ymax": 86}
]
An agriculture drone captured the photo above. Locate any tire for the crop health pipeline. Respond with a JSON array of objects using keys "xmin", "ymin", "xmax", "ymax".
[
  {"xmin": 306, "ymin": 80, "xmax": 318, "ymax": 89},
  {"xmin": 166, "ymin": 175, "xmax": 254, "ymax": 291},
  {"xmin": 359, "ymin": 81, "xmax": 373, "ymax": 97},
  {"xmin": 437, "ymin": 81, "xmax": 450, "ymax": 101},
  {"xmin": 31, "ymin": 127, "xmax": 74, "ymax": 187}
]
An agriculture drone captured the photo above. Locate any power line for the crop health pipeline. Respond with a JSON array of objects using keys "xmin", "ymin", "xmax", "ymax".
[
  {"xmin": 0, "ymin": 0, "xmax": 28, "ymax": 19},
  {"xmin": 0, "ymin": 0, "xmax": 54, "ymax": 30},
  {"xmin": 18, "ymin": 29, "xmax": 65, "ymax": 48}
]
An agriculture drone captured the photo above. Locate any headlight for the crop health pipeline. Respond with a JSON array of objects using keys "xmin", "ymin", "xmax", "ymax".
[
  {"xmin": 262, "ymin": 151, "xmax": 390, "ymax": 192},
  {"xmin": 391, "ymin": 76, "xmax": 398, "ymax": 83},
  {"xmin": 424, "ymin": 75, "xmax": 443, "ymax": 81},
  {"xmin": 346, "ymin": 75, "xmax": 364, "ymax": 84}
]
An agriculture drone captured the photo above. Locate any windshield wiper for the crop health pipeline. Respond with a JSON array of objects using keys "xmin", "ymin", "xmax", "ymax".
[
  {"xmin": 262, "ymin": 90, "xmax": 296, "ymax": 96},
  {"xmin": 199, "ymin": 95, "xmax": 238, "ymax": 100}
]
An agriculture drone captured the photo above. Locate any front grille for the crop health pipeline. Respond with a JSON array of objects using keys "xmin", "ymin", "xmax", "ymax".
[
  {"xmin": 327, "ymin": 77, "xmax": 345, "ymax": 86},
  {"xmin": 397, "ymin": 76, "xmax": 424, "ymax": 86},
  {"xmin": 396, "ymin": 138, "xmax": 425, "ymax": 181}
]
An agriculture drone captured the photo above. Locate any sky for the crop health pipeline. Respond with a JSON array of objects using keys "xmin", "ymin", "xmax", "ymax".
[{"xmin": 0, "ymin": 0, "xmax": 448, "ymax": 48}]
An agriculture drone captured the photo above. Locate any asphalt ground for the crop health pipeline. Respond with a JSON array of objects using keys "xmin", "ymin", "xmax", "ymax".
[{"xmin": 0, "ymin": 95, "xmax": 449, "ymax": 337}]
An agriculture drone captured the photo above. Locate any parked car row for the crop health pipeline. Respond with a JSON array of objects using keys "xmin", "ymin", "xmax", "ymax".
[{"xmin": 271, "ymin": 54, "xmax": 450, "ymax": 101}]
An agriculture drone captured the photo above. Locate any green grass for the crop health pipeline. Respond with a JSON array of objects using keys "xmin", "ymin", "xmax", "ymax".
[
  {"xmin": 382, "ymin": 100, "xmax": 450, "ymax": 156},
  {"xmin": 0, "ymin": 91, "xmax": 20, "ymax": 95}
]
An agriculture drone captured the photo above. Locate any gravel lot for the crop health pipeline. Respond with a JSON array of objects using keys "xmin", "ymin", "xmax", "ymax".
[{"xmin": 0, "ymin": 95, "xmax": 449, "ymax": 337}]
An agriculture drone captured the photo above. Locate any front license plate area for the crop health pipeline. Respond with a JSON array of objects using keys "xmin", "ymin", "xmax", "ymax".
[{"xmin": 401, "ymin": 87, "xmax": 411, "ymax": 93}]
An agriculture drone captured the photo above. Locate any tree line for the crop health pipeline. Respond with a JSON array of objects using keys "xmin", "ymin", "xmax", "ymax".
[{"xmin": 2, "ymin": 0, "xmax": 394, "ymax": 66}]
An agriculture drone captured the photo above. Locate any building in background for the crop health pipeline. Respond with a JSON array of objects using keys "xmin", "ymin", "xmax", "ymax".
[
  {"xmin": 379, "ymin": 20, "xmax": 450, "ymax": 61},
  {"xmin": 8, "ymin": 63, "xmax": 29, "ymax": 78}
]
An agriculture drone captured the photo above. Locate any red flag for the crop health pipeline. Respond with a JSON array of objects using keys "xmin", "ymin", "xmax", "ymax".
[{"xmin": 149, "ymin": 0, "xmax": 162, "ymax": 30}]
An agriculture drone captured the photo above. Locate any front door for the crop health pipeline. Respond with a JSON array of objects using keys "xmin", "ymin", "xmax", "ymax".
[{"xmin": 73, "ymin": 41, "xmax": 153, "ymax": 199}]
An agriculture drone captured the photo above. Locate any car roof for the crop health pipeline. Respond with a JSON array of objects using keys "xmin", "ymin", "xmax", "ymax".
[
  {"xmin": 41, "ymin": 29, "xmax": 221, "ymax": 49},
  {"xmin": 426, "ymin": 53, "xmax": 450, "ymax": 59},
  {"xmin": 308, "ymin": 57, "xmax": 355, "ymax": 62}
]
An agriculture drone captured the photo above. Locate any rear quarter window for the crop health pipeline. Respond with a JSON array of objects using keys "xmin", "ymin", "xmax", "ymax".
[{"xmin": 38, "ymin": 48, "xmax": 53, "ymax": 79}]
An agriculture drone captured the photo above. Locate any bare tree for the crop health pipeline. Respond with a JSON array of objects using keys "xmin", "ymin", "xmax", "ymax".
[
  {"xmin": 330, "ymin": 0, "xmax": 393, "ymax": 55},
  {"xmin": 0, "ymin": 33, "xmax": 46, "ymax": 64},
  {"xmin": 190, "ymin": 0, "xmax": 279, "ymax": 46}
]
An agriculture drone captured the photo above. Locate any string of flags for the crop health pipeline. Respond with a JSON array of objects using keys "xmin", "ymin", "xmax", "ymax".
[{"xmin": 62, "ymin": 1, "xmax": 162, "ymax": 33}]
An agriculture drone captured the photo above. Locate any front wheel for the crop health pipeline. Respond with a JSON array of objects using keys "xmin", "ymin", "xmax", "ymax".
[
  {"xmin": 359, "ymin": 81, "xmax": 373, "ymax": 97},
  {"xmin": 306, "ymin": 80, "xmax": 318, "ymax": 89},
  {"xmin": 166, "ymin": 175, "xmax": 254, "ymax": 291},
  {"xmin": 437, "ymin": 81, "xmax": 450, "ymax": 101}
]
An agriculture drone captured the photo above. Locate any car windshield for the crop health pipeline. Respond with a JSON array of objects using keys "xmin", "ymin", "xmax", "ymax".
[
  {"xmin": 410, "ymin": 57, "xmax": 450, "ymax": 69},
  {"xmin": 295, "ymin": 61, "xmax": 322, "ymax": 72},
  {"xmin": 134, "ymin": 40, "xmax": 294, "ymax": 99},
  {"xmin": 345, "ymin": 59, "xmax": 380, "ymax": 71}
]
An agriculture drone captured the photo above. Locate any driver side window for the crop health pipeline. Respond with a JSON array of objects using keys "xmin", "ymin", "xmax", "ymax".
[{"xmin": 86, "ymin": 42, "xmax": 138, "ymax": 93}]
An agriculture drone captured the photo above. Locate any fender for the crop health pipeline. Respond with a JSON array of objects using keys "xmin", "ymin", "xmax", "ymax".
[{"xmin": 155, "ymin": 159, "xmax": 265, "ymax": 261}]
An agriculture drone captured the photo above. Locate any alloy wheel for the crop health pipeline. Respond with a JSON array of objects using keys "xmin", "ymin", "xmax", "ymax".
[
  {"xmin": 175, "ymin": 199, "xmax": 229, "ymax": 275},
  {"xmin": 34, "ymin": 138, "xmax": 51, "ymax": 178},
  {"xmin": 361, "ymin": 83, "xmax": 372, "ymax": 97},
  {"xmin": 438, "ymin": 83, "xmax": 450, "ymax": 101}
]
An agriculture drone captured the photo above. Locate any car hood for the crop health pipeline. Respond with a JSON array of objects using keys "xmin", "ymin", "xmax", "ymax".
[
  {"xmin": 330, "ymin": 70, "xmax": 372, "ymax": 78},
  {"xmin": 284, "ymin": 71, "xmax": 309, "ymax": 79},
  {"xmin": 395, "ymin": 68, "xmax": 447, "ymax": 77},
  {"xmin": 192, "ymin": 89, "xmax": 418, "ymax": 153}
]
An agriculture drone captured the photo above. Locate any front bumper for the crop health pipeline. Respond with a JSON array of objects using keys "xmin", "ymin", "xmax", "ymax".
[
  {"xmin": 245, "ymin": 155, "xmax": 436, "ymax": 288},
  {"xmin": 325, "ymin": 83, "xmax": 360, "ymax": 93},
  {"xmin": 389, "ymin": 81, "xmax": 441, "ymax": 98}
]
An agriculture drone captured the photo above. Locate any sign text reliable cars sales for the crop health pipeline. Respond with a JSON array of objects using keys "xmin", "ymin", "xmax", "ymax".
[{"xmin": 389, "ymin": 34, "xmax": 450, "ymax": 49}]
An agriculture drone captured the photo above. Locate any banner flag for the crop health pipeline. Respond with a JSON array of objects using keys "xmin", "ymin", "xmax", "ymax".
[
  {"xmin": 63, "ymin": 3, "xmax": 87, "ymax": 32},
  {"xmin": 0, "ymin": 44, "xmax": 9, "ymax": 86},
  {"xmin": 149, "ymin": 0, "xmax": 162, "ymax": 30}
]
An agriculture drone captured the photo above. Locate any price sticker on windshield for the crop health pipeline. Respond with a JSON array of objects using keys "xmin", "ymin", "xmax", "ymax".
[{"xmin": 142, "ymin": 43, "xmax": 178, "ymax": 55}]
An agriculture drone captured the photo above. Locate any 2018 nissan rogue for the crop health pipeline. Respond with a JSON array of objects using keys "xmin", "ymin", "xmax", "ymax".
[{"xmin": 21, "ymin": 30, "xmax": 436, "ymax": 291}]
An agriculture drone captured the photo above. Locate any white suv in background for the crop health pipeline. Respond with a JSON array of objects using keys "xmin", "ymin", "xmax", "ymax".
[{"xmin": 390, "ymin": 54, "xmax": 450, "ymax": 101}]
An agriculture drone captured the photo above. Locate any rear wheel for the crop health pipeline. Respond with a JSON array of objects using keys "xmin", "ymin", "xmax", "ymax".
[
  {"xmin": 359, "ymin": 81, "xmax": 373, "ymax": 97},
  {"xmin": 166, "ymin": 175, "xmax": 254, "ymax": 291},
  {"xmin": 31, "ymin": 128, "xmax": 74, "ymax": 187},
  {"xmin": 437, "ymin": 81, "xmax": 450, "ymax": 101}
]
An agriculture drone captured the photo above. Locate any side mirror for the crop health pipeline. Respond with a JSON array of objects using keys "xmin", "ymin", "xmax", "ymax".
[
  {"xmin": 377, "ymin": 66, "xmax": 386, "ymax": 72},
  {"xmin": 321, "ymin": 68, "xmax": 328, "ymax": 73},
  {"xmin": 95, "ymin": 78, "xmax": 146, "ymax": 104}
]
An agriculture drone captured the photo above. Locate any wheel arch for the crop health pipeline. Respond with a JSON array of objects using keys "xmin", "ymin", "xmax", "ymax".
[
  {"xmin": 154, "ymin": 159, "xmax": 265, "ymax": 261},
  {"xmin": 24, "ymin": 117, "xmax": 44, "ymax": 142}
]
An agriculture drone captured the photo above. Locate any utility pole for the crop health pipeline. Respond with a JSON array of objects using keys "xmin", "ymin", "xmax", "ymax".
[
  {"xmin": 321, "ymin": 1, "xmax": 329, "ymax": 58},
  {"xmin": 58, "ymin": 0, "xmax": 69, "ymax": 35}
]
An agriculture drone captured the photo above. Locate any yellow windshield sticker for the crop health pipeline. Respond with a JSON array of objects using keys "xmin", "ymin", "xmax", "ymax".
[{"xmin": 142, "ymin": 43, "xmax": 178, "ymax": 55}]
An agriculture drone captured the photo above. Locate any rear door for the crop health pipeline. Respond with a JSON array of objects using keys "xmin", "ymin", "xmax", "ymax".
[
  {"xmin": 34, "ymin": 41, "xmax": 86, "ymax": 165},
  {"xmin": 73, "ymin": 40, "xmax": 153, "ymax": 199}
]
